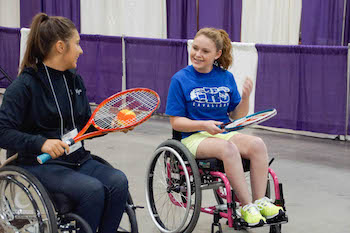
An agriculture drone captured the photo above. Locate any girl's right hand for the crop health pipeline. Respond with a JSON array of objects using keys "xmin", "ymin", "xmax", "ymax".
[
  {"xmin": 41, "ymin": 139, "xmax": 70, "ymax": 159},
  {"xmin": 203, "ymin": 120, "xmax": 225, "ymax": 135}
]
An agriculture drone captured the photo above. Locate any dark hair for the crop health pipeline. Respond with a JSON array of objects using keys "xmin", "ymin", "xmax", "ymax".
[
  {"xmin": 195, "ymin": 27, "xmax": 233, "ymax": 70},
  {"xmin": 19, "ymin": 13, "xmax": 77, "ymax": 74}
]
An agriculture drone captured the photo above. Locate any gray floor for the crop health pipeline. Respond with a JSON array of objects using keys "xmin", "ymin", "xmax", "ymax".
[{"xmin": 83, "ymin": 116, "xmax": 350, "ymax": 233}]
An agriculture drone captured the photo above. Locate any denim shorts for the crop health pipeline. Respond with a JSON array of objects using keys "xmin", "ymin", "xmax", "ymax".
[{"xmin": 181, "ymin": 131, "xmax": 239, "ymax": 156}]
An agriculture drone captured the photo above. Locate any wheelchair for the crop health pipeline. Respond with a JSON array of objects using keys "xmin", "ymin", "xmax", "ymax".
[
  {"xmin": 0, "ymin": 149, "xmax": 139, "ymax": 233},
  {"xmin": 145, "ymin": 130, "xmax": 288, "ymax": 233}
]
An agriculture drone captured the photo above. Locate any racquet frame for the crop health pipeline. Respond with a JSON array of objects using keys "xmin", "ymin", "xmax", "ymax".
[
  {"xmin": 221, "ymin": 108, "xmax": 277, "ymax": 132},
  {"xmin": 72, "ymin": 88, "xmax": 160, "ymax": 143}
]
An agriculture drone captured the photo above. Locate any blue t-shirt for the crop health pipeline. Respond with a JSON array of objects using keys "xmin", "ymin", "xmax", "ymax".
[{"xmin": 166, "ymin": 65, "xmax": 241, "ymax": 138}]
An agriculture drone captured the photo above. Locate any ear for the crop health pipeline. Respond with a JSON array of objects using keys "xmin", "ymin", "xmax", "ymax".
[
  {"xmin": 54, "ymin": 40, "xmax": 66, "ymax": 54},
  {"xmin": 215, "ymin": 50, "xmax": 222, "ymax": 60}
]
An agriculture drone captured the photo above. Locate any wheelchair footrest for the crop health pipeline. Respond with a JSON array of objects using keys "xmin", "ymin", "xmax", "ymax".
[
  {"xmin": 266, "ymin": 212, "xmax": 288, "ymax": 225},
  {"xmin": 236, "ymin": 218, "xmax": 265, "ymax": 229},
  {"xmin": 232, "ymin": 212, "xmax": 288, "ymax": 230}
]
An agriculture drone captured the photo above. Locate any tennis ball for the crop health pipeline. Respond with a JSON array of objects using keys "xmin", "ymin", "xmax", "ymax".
[{"xmin": 116, "ymin": 109, "xmax": 136, "ymax": 126}]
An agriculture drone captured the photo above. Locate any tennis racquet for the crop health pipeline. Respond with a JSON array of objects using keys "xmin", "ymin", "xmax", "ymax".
[
  {"xmin": 220, "ymin": 108, "xmax": 277, "ymax": 132},
  {"xmin": 37, "ymin": 88, "xmax": 160, "ymax": 164}
]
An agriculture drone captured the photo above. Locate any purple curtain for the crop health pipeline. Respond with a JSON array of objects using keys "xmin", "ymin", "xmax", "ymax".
[
  {"xmin": 20, "ymin": 0, "xmax": 80, "ymax": 32},
  {"xmin": 255, "ymin": 46, "xmax": 300, "ymax": 130},
  {"xmin": 198, "ymin": 0, "xmax": 242, "ymax": 42},
  {"xmin": 299, "ymin": 46, "xmax": 347, "ymax": 135},
  {"xmin": 344, "ymin": 0, "xmax": 350, "ymax": 44},
  {"xmin": 77, "ymin": 35, "xmax": 123, "ymax": 104},
  {"xmin": 166, "ymin": 0, "xmax": 197, "ymax": 39},
  {"xmin": 125, "ymin": 37, "xmax": 188, "ymax": 113},
  {"xmin": 19, "ymin": 0, "xmax": 42, "ymax": 28},
  {"xmin": 301, "ymin": 0, "xmax": 345, "ymax": 45},
  {"xmin": 0, "ymin": 27, "xmax": 20, "ymax": 88},
  {"xmin": 255, "ymin": 45, "xmax": 348, "ymax": 135}
]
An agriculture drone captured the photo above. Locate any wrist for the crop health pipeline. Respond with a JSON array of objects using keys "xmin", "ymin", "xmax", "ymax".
[{"xmin": 241, "ymin": 95, "xmax": 250, "ymax": 101}]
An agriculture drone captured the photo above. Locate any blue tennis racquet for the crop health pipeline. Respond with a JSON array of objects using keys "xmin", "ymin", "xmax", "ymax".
[{"xmin": 220, "ymin": 108, "xmax": 277, "ymax": 132}]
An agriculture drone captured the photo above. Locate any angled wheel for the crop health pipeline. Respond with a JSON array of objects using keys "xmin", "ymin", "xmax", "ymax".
[
  {"xmin": 117, "ymin": 192, "xmax": 138, "ymax": 233},
  {"xmin": 146, "ymin": 139, "xmax": 201, "ymax": 233},
  {"xmin": 91, "ymin": 155, "xmax": 139, "ymax": 233},
  {"xmin": 0, "ymin": 166, "xmax": 57, "ymax": 233}
]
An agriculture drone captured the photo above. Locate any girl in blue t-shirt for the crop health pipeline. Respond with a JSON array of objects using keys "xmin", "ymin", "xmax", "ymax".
[{"xmin": 166, "ymin": 27, "xmax": 284, "ymax": 227}]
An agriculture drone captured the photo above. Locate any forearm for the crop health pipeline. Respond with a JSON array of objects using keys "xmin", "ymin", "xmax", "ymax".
[
  {"xmin": 170, "ymin": 116, "xmax": 206, "ymax": 132},
  {"xmin": 0, "ymin": 127, "xmax": 46, "ymax": 154}
]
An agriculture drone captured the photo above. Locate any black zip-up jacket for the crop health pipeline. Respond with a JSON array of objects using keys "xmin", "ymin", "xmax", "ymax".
[{"xmin": 0, "ymin": 63, "xmax": 93, "ymax": 165}]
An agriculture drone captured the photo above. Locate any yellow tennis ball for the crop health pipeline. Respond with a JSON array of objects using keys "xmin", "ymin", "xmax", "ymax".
[{"xmin": 116, "ymin": 109, "xmax": 136, "ymax": 126}]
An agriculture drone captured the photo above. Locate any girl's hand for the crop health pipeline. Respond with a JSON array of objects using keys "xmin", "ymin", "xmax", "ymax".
[
  {"xmin": 41, "ymin": 139, "xmax": 70, "ymax": 159},
  {"xmin": 203, "ymin": 120, "xmax": 225, "ymax": 135},
  {"xmin": 241, "ymin": 77, "xmax": 253, "ymax": 100}
]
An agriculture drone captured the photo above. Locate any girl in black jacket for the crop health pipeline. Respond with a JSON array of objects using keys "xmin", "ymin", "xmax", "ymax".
[{"xmin": 0, "ymin": 13, "xmax": 128, "ymax": 233}]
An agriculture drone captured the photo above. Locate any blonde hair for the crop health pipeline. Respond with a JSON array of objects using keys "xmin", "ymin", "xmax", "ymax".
[
  {"xmin": 195, "ymin": 27, "xmax": 232, "ymax": 70},
  {"xmin": 19, "ymin": 13, "xmax": 76, "ymax": 74}
]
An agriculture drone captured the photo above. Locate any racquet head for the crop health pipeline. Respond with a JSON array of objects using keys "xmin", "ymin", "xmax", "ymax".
[
  {"xmin": 223, "ymin": 108, "xmax": 277, "ymax": 132},
  {"xmin": 91, "ymin": 88, "xmax": 160, "ymax": 131}
]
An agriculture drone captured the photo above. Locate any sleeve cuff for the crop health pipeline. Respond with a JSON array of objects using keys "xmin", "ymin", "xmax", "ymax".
[{"xmin": 32, "ymin": 135, "xmax": 47, "ymax": 154}]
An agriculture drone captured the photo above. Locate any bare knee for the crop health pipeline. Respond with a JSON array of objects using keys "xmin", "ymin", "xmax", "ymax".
[
  {"xmin": 246, "ymin": 136, "xmax": 268, "ymax": 161},
  {"xmin": 217, "ymin": 142, "xmax": 241, "ymax": 162}
]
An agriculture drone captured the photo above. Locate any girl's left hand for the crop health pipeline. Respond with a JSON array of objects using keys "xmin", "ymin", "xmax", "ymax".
[{"xmin": 241, "ymin": 77, "xmax": 253, "ymax": 100}]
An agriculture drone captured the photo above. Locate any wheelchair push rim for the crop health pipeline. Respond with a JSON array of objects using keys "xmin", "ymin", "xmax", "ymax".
[{"xmin": 0, "ymin": 166, "xmax": 57, "ymax": 233}]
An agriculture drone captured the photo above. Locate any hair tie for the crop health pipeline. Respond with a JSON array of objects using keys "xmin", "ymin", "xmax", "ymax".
[{"xmin": 42, "ymin": 14, "xmax": 49, "ymax": 22}]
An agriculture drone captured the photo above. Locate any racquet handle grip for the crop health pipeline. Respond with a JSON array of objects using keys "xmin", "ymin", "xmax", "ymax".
[
  {"xmin": 37, "ymin": 139, "xmax": 75, "ymax": 164},
  {"xmin": 37, "ymin": 153, "xmax": 51, "ymax": 164}
]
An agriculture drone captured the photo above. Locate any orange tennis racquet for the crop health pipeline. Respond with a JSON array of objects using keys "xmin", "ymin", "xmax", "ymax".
[{"xmin": 37, "ymin": 88, "xmax": 160, "ymax": 164}]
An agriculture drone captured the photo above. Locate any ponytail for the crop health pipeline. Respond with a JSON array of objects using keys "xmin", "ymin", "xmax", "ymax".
[
  {"xmin": 217, "ymin": 29, "xmax": 232, "ymax": 70},
  {"xmin": 19, "ymin": 13, "xmax": 76, "ymax": 74}
]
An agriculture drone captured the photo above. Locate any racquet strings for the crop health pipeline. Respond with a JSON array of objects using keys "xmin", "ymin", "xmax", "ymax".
[
  {"xmin": 226, "ymin": 111, "xmax": 274, "ymax": 129},
  {"xmin": 94, "ymin": 90, "xmax": 159, "ymax": 130}
]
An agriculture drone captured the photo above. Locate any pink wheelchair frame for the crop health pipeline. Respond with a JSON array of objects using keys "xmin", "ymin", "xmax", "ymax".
[{"xmin": 146, "ymin": 135, "xmax": 288, "ymax": 233}]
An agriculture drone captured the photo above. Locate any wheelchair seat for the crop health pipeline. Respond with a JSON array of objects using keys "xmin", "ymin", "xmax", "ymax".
[{"xmin": 172, "ymin": 129, "xmax": 251, "ymax": 172}]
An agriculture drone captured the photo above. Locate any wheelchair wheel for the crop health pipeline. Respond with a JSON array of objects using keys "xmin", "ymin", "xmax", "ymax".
[
  {"xmin": 146, "ymin": 139, "xmax": 201, "ymax": 233},
  {"xmin": 0, "ymin": 165, "xmax": 57, "ymax": 233},
  {"xmin": 117, "ymin": 192, "xmax": 138, "ymax": 233}
]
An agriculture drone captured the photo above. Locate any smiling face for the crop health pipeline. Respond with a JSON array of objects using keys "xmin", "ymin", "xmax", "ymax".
[
  {"xmin": 61, "ymin": 29, "xmax": 83, "ymax": 70},
  {"xmin": 190, "ymin": 34, "xmax": 222, "ymax": 73}
]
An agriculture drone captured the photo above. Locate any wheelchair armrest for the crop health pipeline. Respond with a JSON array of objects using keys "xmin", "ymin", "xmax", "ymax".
[{"xmin": 0, "ymin": 153, "xmax": 18, "ymax": 168}]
